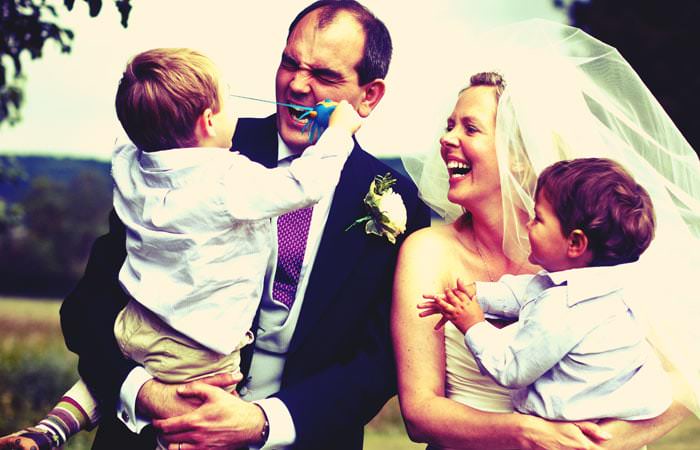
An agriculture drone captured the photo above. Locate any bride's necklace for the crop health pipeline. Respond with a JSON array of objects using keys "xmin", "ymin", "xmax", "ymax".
[
  {"xmin": 471, "ymin": 228, "xmax": 527, "ymax": 281},
  {"xmin": 471, "ymin": 230, "xmax": 496, "ymax": 282}
]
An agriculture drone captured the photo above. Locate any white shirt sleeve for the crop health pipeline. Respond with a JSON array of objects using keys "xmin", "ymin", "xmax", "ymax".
[
  {"xmin": 250, "ymin": 398, "xmax": 296, "ymax": 450},
  {"xmin": 465, "ymin": 290, "xmax": 581, "ymax": 389},
  {"xmin": 117, "ymin": 366, "xmax": 154, "ymax": 433},
  {"xmin": 222, "ymin": 127, "xmax": 353, "ymax": 220},
  {"xmin": 475, "ymin": 274, "xmax": 533, "ymax": 318}
]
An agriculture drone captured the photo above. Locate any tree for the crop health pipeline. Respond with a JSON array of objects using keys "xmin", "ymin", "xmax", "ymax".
[
  {"xmin": 554, "ymin": 0, "xmax": 700, "ymax": 157},
  {"xmin": 0, "ymin": 0, "xmax": 132, "ymax": 125},
  {"xmin": 0, "ymin": 168, "xmax": 112, "ymax": 295},
  {"xmin": 0, "ymin": 156, "xmax": 25, "ymax": 232}
]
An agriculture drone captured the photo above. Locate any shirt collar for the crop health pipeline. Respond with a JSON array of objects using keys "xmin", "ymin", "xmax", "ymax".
[
  {"xmin": 138, "ymin": 144, "xmax": 231, "ymax": 171},
  {"xmin": 543, "ymin": 264, "xmax": 634, "ymax": 306},
  {"xmin": 277, "ymin": 134, "xmax": 296, "ymax": 162}
]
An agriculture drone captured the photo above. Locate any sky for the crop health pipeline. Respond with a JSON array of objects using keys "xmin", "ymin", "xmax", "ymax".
[{"xmin": 0, "ymin": 0, "xmax": 566, "ymax": 161}]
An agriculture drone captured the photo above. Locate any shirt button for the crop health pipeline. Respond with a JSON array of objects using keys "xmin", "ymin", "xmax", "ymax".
[{"xmin": 121, "ymin": 411, "xmax": 130, "ymax": 422}]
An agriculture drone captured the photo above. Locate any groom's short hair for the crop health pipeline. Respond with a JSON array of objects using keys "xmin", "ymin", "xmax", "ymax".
[
  {"xmin": 115, "ymin": 48, "xmax": 221, "ymax": 152},
  {"xmin": 287, "ymin": 0, "xmax": 392, "ymax": 85},
  {"xmin": 536, "ymin": 157, "xmax": 656, "ymax": 266}
]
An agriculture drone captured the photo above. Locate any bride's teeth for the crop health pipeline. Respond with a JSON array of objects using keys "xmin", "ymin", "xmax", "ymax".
[{"xmin": 446, "ymin": 160, "xmax": 471, "ymax": 178}]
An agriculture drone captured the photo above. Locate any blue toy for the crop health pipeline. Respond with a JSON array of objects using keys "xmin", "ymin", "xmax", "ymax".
[
  {"xmin": 298, "ymin": 99, "xmax": 338, "ymax": 143},
  {"xmin": 230, "ymin": 95, "xmax": 338, "ymax": 143}
]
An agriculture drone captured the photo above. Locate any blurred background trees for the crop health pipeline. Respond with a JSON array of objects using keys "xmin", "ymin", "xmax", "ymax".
[
  {"xmin": 0, "ymin": 0, "xmax": 132, "ymax": 125},
  {"xmin": 0, "ymin": 157, "xmax": 112, "ymax": 296}
]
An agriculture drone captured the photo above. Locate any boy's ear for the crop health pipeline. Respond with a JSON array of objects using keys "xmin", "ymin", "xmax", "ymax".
[
  {"xmin": 357, "ymin": 79, "xmax": 386, "ymax": 118},
  {"xmin": 567, "ymin": 229, "xmax": 589, "ymax": 258},
  {"xmin": 195, "ymin": 107, "xmax": 216, "ymax": 141}
]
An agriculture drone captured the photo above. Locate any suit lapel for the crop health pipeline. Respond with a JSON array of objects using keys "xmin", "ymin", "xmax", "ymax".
[
  {"xmin": 289, "ymin": 145, "xmax": 374, "ymax": 353},
  {"xmin": 233, "ymin": 115, "xmax": 279, "ymax": 168}
]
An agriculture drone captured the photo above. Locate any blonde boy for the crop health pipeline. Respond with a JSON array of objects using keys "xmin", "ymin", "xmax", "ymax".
[{"xmin": 15, "ymin": 47, "xmax": 359, "ymax": 449}]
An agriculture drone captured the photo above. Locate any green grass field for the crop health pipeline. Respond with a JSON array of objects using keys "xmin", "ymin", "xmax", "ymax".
[{"xmin": 0, "ymin": 297, "xmax": 697, "ymax": 449}]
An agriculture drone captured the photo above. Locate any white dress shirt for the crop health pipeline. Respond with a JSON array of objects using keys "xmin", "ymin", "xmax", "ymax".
[
  {"xmin": 118, "ymin": 133, "xmax": 343, "ymax": 449},
  {"xmin": 465, "ymin": 264, "xmax": 671, "ymax": 420}
]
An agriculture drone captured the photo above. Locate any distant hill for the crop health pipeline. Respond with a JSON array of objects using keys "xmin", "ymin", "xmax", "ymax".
[
  {"xmin": 0, "ymin": 155, "xmax": 408, "ymax": 203},
  {"xmin": 0, "ymin": 156, "xmax": 110, "ymax": 203}
]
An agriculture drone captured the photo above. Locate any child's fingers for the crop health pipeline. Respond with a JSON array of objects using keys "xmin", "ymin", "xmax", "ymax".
[
  {"xmin": 456, "ymin": 278, "xmax": 476, "ymax": 298},
  {"xmin": 443, "ymin": 288, "xmax": 463, "ymax": 306},
  {"xmin": 418, "ymin": 307, "xmax": 442, "ymax": 318},
  {"xmin": 449, "ymin": 288, "xmax": 471, "ymax": 303},
  {"xmin": 434, "ymin": 316, "xmax": 449, "ymax": 330},
  {"xmin": 422, "ymin": 293, "xmax": 445, "ymax": 301},
  {"xmin": 434, "ymin": 295, "xmax": 455, "ymax": 311}
]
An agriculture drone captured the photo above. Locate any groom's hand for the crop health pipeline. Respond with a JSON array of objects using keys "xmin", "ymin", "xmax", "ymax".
[
  {"xmin": 153, "ymin": 382, "xmax": 266, "ymax": 449},
  {"xmin": 136, "ymin": 372, "xmax": 241, "ymax": 420}
]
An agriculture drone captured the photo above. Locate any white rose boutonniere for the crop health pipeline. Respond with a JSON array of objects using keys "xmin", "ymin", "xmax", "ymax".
[{"xmin": 346, "ymin": 173, "xmax": 407, "ymax": 244}]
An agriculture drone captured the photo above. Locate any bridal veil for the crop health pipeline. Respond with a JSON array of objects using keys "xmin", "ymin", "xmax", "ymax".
[{"xmin": 401, "ymin": 19, "xmax": 700, "ymax": 417}]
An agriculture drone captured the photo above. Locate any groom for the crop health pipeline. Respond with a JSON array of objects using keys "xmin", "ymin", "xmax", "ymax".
[{"xmin": 60, "ymin": 1, "xmax": 430, "ymax": 449}]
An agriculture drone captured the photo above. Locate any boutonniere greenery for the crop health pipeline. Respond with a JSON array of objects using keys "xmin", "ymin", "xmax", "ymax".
[{"xmin": 346, "ymin": 173, "xmax": 407, "ymax": 244}]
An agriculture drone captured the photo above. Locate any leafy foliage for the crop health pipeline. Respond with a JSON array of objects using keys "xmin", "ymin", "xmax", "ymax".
[
  {"xmin": 554, "ymin": 0, "xmax": 700, "ymax": 156},
  {"xmin": 0, "ymin": 157, "xmax": 112, "ymax": 296},
  {"xmin": 0, "ymin": 156, "xmax": 26, "ymax": 232},
  {"xmin": 0, "ymin": 0, "xmax": 132, "ymax": 125}
]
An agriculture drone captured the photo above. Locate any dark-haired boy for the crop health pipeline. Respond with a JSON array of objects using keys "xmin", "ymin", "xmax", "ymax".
[{"xmin": 421, "ymin": 157, "xmax": 671, "ymax": 421}]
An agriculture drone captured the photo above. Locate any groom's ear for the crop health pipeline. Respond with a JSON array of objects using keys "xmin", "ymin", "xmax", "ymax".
[{"xmin": 357, "ymin": 79, "xmax": 386, "ymax": 118}]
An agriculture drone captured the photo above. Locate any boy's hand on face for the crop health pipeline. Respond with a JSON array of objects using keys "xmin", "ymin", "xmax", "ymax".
[
  {"xmin": 418, "ymin": 283, "xmax": 485, "ymax": 334},
  {"xmin": 328, "ymin": 100, "xmax": 362, "ymax": 135}
]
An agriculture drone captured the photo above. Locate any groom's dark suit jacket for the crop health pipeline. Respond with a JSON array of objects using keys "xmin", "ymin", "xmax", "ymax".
[{"xmin": 60, "ymin": 115, "xmax": 430, "ymax": 450}]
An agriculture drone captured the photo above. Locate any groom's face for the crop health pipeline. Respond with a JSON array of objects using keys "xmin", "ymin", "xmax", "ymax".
[{"xmin": 275, "ymin": 10, "xmax": 367, "ymax": 154}]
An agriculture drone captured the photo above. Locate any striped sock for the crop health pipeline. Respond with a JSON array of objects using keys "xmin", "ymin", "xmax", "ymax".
[{"xmin": 36, "ymin": 395, "xmax": 92, "ymax": 446}]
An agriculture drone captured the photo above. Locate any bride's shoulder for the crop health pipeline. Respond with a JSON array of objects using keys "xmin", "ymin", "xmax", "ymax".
[{"xmin": 400, "ymin": 222, "xmax": 458, "ymax": 256}]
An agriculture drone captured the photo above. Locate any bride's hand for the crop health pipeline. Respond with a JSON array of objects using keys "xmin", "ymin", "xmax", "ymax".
[{"xmin": 517, "ymin": 414, "xmax": 611, "ymax": 450}]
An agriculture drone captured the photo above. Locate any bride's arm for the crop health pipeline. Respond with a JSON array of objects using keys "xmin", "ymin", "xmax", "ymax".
[
  {"xmin": 391, "ymin": 229, "xmax": 603, "ymax": 450},
  {"xmin": 597, "ymin": 375, "xmax": 691, "ymax": 450}
]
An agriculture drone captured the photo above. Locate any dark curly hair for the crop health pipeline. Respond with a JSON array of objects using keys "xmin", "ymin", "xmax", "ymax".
[{"xmin": 536, "ymin": 157, "xmax": 655, "ymax": 266}]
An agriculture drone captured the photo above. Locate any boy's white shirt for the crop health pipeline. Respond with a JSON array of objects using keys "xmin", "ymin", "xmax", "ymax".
[
  {"xmin": 112, "ymin": 127, "xmax": 352, "ymax": 355},
  {"xmin": 466, "ymin": 264, "xmax": 671, "ymax": 420},
  {"xmin": 117, "ymin": 131, "xmax": 346, "ymax": 449}
]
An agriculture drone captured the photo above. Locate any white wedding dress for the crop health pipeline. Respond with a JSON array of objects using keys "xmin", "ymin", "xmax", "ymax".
[
  {"xmin": 444, "ymin": 322, "xmax": 513, "ymax": 415},
  {"xmin": 440, "ymin": 322, "xmax": 647, "ymax": 450}
]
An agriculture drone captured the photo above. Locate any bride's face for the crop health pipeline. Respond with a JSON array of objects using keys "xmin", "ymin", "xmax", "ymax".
[{"xmin": 440, "ymin": 86, "xmax": 500, "ymax": 208}]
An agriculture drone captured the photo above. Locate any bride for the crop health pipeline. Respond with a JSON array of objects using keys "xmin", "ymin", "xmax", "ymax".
[{"xmin": 392, "ymin": 19, "xmax": 700, "ymax": 450}]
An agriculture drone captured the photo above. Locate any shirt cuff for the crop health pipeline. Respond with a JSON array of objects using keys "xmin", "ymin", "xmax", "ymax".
[
  {"xmin": 117, "ymin": 366, "xmax": 153, "ymax": 433},
  {"xmin": 475, "ymin": 281, "xmax": 518, "ymax": 318},
  {"xmin": 250, "ymin": 397, "xmax": 296, "ymax": 449}
]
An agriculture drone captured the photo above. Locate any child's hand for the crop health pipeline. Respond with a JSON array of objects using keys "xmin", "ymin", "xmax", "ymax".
[
  {"xmin": 328, "ymin": 100, "xmax": 362, "ymax": 134},
  {"xmin": 0, "ymin": 431, "xmax": 51, "ymax": 450},
  {"xmin": 456, "ymin": 278, "xmax": 476, "ymax": 299},
  {"xmin": 419, "ymin": 285, "xmax": 485, "ymax": 334}
]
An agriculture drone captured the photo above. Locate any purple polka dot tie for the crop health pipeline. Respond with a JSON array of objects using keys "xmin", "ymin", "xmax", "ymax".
[{"xmin": 273, "ymin": 206, "xmax": 313, "ymax": 308}]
